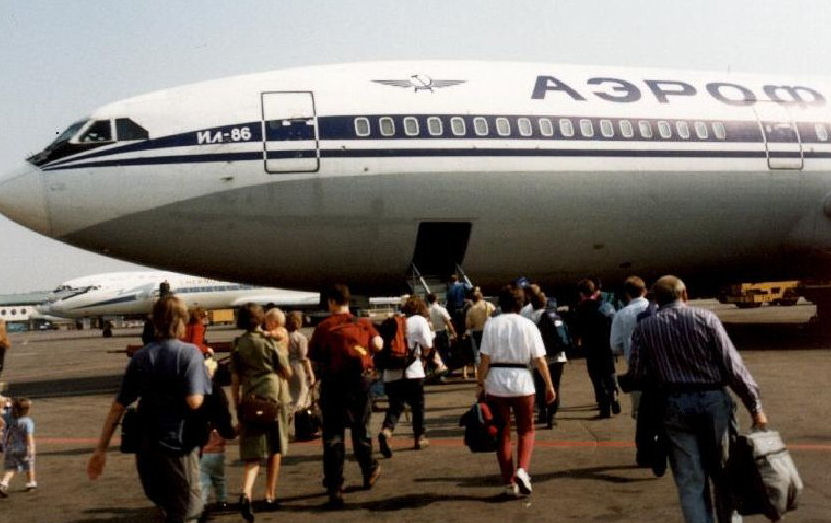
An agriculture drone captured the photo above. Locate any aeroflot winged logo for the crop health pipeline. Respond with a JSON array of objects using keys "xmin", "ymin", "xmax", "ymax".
[{"xmin": 372, "ymin": 75, "xmax": 466, "ymax": 93}]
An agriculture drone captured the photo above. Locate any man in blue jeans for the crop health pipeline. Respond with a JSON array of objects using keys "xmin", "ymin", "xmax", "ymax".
[{"xmin": 627, "ymin": 275, "xmax": 768, "ymax": 523}]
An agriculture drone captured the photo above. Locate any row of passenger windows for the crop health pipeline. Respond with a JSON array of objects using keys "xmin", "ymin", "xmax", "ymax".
[
  {"xmin": 0, "ymin": 308, "xmax": 28, "ymax": 316},
  {"xmin": 354, "ymin": 117, "xmax": 831, "ymax": 143}
]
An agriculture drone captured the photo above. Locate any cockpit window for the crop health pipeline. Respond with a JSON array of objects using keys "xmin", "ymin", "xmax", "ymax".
[
  {"xmin": 79, "ymin": 120, "xmax": 114, "ymax": 143},
  {"xmin": 116, "ymin": 118, "xmax": 149, "ymax": 141},
  {"xmin": 53, "ymin": 121, "xmax": 88, "ymax": 146}
]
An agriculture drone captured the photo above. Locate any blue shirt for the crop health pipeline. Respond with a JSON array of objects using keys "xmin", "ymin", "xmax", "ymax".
[
  {"xmin": 2, "ymin": 412, "xmax": 33, "ymax": 455},
  {"xmin": 117, "ymin": 339, "xmax": 211, "ymax": 452},
  {"xmin": 610, "ymin": 296, "xmax": 650, "ymax": 362}
]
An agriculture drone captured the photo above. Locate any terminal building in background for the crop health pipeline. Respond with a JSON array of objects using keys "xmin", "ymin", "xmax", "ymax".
[{"xmin": 0, "ymin": 291, "xmax": 58, "ymax": 331}]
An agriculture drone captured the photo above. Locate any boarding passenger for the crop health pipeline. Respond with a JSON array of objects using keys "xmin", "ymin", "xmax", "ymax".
[
  {"xmin": 183, "ymin": 307, "xmax": 211, "ymax": 355},
  {"xmin": 530, "ymin": 290, "xmax": 568, "ymax": 428},
  {"xmin": 0, "ymin": 319, "xmax": 9, "ymax": 378},
  {"xmin": 478, "ymin": 286, "xmax": 555, "ymax": 496},
  {"xmin": 377, "ymin": 295, "xmax": 433, "ymax": 458},
  {"xmin": 572, "ymin": 279, "xmax": 620, "ymax": 418},
  {"xmin": 230, "ymin": 304, "xmax": 292, "ymax": 520},
  {"xmin": 88, "ymin": 295, "xmax": 211, "ymax": 523},
  {"xmin": 427, "ymin": 293, "xmax": 456, "ymax": 368},
  {"xmin": 0, "ymin": 397, "xmax": 37, "ymax": 496},
  {"xmin": 286, "ymin": 311, "xmax": 314, "ymax": 414},
  {"xmin": 626, "ymin": 275, "xmax": 767, "ymax": 523},
  {"xmin": 520, "ymin": 283, "xmax": 541, "ymax": 319},
  {"xmin": 308, "ymin": 284, "xmax": 382, "ymax": 509},
  {"xmin": 609, "ymin": 276, "xmax": 649, "ymax": 418},
  {"xmin": 446, "ymin": 274, "xmax": 471, "ymax": 334},
  {"xmin": 198, "ymin": 369, "xmax": 236, "ymax": 516},
  {"xmin": 465, "ymin": 291, "xmax": 495, "ymax": 368}
]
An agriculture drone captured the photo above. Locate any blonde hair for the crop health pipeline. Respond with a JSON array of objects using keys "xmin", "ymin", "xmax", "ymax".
[
  {"xmin": 152, "ymin": 295, "xmax": 189, "ymax": 339},
  {"xmin": 286, "ymin": 311, "xmax": 303, "ymax": 332},
  {"xmin": 188, "ymin": 306, "xmax": 207, "ymax": 324},
  {"xmin": 264, "ymin": 307, "xmax": 286, "ymax": 329}
]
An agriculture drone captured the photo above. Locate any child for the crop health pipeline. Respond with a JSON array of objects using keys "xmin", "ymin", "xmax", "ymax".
[
  {"xmin": 0, "ymin": 397, "xmax": 36, "ymax": 497},
  {"xmin": 199, "ymin": 368, "xmax": 236, "ymax": 513}
]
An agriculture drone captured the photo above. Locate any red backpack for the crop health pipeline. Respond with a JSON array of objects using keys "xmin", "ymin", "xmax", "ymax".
[
  {"xmin": 325, "ymin": 317, "xmax": 376, "ymax": 377},
  {"xmin": 375, "ymin": 315, "xmax": 415, "ymax": 370}
]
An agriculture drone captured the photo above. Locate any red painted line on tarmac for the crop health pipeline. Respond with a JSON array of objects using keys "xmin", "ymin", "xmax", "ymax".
[{"xmin": 36, "ymin": 437, "xmax": 831, "ymax": 451}]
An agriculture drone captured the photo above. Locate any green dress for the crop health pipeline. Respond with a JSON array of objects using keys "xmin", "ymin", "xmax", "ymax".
[{"xmin": 231, "ymin": 329, "xmax": 291, "ymax": 459}]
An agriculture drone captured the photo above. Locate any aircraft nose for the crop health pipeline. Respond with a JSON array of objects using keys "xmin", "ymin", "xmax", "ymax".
[{"xmin": 0, "ymin": 163, "xmax": 51, "ymax": 235}]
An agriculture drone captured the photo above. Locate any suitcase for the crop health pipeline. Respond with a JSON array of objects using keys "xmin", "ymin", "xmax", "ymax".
[{"xmin": 729, "ymin": 429, "xmax": 803, "ymax": 521}]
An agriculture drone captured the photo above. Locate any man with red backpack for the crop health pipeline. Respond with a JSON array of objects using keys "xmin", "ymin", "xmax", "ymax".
[{"xmin": 308, "ymin": 284, "xmax": 383, "ymax": 509}]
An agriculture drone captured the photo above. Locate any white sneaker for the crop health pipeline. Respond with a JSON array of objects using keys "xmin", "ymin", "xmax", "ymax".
[
  {"xmin": 504, "ymin": 482, "xmax": 519, "ymax": 497},
  {"xmin": 515, "ymin": 468, "xmax": 532, "ymax": 495},
  {"xmin": 25, "ymin": 481, "xmax": 37, "ymax": 491}
]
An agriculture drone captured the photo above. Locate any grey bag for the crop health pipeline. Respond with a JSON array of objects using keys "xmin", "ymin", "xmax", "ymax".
[{"xmin": 729, "ymin": 429, "xmax": 803, "ymax": 521}]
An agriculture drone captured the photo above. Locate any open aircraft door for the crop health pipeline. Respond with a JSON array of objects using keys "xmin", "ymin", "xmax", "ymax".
[
  {"xmin": 753, "ymin": 102, "xmax": 803, "ymax": 170},
  {"xmin": 261, "ymin": 91, "xmax": 320, "ymax": 173}
]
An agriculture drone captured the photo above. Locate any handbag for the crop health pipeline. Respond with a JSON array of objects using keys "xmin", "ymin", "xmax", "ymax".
[
  {"xmin": 729, "ymin": 427, "xmax": 803, "ymax": 520},
  {"xmin": 238, "ymin": 395, "xmax": 280, "ymax": 426}
]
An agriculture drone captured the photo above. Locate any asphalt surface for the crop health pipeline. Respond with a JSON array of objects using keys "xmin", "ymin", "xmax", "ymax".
[{"xmin": 1, "ymin": 301, "xmax": 829, "ymax": 522}]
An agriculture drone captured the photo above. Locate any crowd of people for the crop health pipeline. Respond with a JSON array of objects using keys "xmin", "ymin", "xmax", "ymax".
[{"xmin": 69, "ymin": 273, "xmax": 768, "ymax": 523}]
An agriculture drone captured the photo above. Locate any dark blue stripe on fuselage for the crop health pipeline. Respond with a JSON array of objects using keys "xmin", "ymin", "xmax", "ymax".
[{"xmin": 70, "ymin": 294, "xmax": 138, "ymax": 310}]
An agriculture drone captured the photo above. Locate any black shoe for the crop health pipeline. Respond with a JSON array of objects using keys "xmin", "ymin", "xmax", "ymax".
[
  {"xmin": 325, "ymin": 490, "xmax": 345, "ymax": 510},
  {"xmin": 596, "ymin": 411, "xmax": 611, "ymax": 419},
  {"xmin": 239, "ymin": 494, "xmax": 255, "ymax": 522},
  {"xmin": 611, "ymin": 399, "xmax": 621, "ymax": 415},
  {"xmin": 363, "ymin": 462, "xmax": 381, "ymax": 490},
  {"xmin": 378, "ymin": 429, "xmax": 393, "ymax": 458},
  {"xmin": 262, "ymin": 499, "xmax": 280, "ymax": 512}
]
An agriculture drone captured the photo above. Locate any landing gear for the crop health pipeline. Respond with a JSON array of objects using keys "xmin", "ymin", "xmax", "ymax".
[{"xmin": 797, "ymin": 283, "xmax": 831, "ymax": 336}]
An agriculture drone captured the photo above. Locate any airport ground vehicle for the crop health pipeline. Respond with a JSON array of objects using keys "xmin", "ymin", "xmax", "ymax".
[{"xmin": 718, "ymin": 281, "xmax": 800, "ymax": 308}]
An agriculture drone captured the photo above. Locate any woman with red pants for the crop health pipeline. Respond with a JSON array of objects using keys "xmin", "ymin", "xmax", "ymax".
[{"xmin": 476, "ymin": 286, "xmax": 556, "ymax": 497}]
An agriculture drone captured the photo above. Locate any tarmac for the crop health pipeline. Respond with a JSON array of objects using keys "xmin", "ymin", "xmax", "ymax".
[{"xmin": 1, "ymin": 300, "xmax": 830, "ymax": 522}]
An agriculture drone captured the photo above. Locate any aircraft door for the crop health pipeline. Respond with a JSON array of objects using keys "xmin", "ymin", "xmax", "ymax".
[
  {"xmin": 752, "ymin": 102, "xmax": 803, "ymax": 170},
  {"xmin": 261, "ymin": 91, "xmax": 320, "ymax": 173}
]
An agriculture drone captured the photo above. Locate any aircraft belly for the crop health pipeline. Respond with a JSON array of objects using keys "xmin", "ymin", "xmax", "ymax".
[{"xmin": 59, "ymin": 169, "xmax": 824, "ymax": 293}]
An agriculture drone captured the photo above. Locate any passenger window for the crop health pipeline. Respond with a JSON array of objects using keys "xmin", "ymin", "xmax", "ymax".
[
  {"xmin": 712, "ymin": 122, "xmax": 726, "ymax": 140},
  {"xmin": 600, "ymin": 119, "xmax": 614, "ymax": 138},
  {"xmin": 638, "ymin": 120, "xmax": 653, "ymax": 139},
  {"xmin": 451, "ymin": 117, "xmax": 466, "ymax": 136},
  {"xmin": 496, "ymin": 118, "xmax": 511, "ymax": 136},
  {"xmin": 427, "ymin": 117, "xmax": 443, "ymax": 136},
  {"xmin": 579, "ymin": 119, "xmax": 594, "ymax": 138},
  {"xmin": 403, "ymin": 117, "xmax": 419, "ymax": 136},
  {"xmin": 619, "ymin": 120, "xmax": 634, "ymax": 138},
  {"xmin": 559, "ymin": 118, "xmax": 575, "ymax": 137},
  {"xmin": 79, "ymin": 120, "xmax": 113, "ymax": 143},
  {"xmin": 379, "ymin": 117, "xmax": 395, "ymax": 137},
  {"xmin": 657, "ymin": 121, "xmax": 672, "ymax": 139},
  {"xmin": 518, "ymin": 118, "xmax": 533, "ymax": 137},
  {"xmin": 473, "ymin": 117, "xmax": 489, "ymax": 136},
  {"xmin": 815, "ymin": 123, "xmax": 829, "ymax": 142},
  {"xmin": 676, "ymin": 121, "xmax": 690, "ymax": 139},
  {"xmin": 539, "ymin": 118, "xmax": 554, "ymax": 137},
  {"xmin": 694, "ymin": 121, "xmax": 709, "ymax": 139},
  {"xmin": 115, "ymin": 118, "xmax": 149, "ymax": 141},
  {"xmin": 355, "ymin": 118, "xmax": 370, "ymax": 137}
]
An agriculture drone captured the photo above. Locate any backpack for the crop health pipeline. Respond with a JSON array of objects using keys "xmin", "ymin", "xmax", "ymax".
[
  {"xmin": 374, "ymin": 315, "xmax": 415, "ymax": 370},
  {"xmin": 537, "ymin": 309, "xmax": 572, "ymax": 357},
  {"xmin": 459, "ymin": 401, "xmax": 502, "ymax": 453},
  {"xmin": 325, "ymin": 317, "xmax": 376, "ymax": 376}
]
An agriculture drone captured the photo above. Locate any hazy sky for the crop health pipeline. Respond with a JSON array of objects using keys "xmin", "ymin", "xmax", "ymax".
[{"xmin": 1, "ymin": 1, "xmax": 830, "ymax": 294}]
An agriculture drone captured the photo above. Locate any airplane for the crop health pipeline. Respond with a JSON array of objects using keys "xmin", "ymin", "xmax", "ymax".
[
  {"xmin": 2, "ymin": 60, "xmax": 831, "ymax": 320},
  {"xmin": 37, "ymin": 270, "xmax": 320, "ymax": 319}
]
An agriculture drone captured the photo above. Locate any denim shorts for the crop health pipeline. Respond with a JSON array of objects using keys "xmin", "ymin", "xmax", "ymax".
[{"xmin": 4, "ymin": 452, "xmax": 33, "ymax": 472}]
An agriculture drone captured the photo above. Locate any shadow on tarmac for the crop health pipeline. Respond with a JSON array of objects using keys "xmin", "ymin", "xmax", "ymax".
[
  {"xmin": 70, "ymin": 506, "xmax": 159, "ymax": 523},
  {"xmin": 8, "ymin": 374, "xmax": 121, "ymax": 399}
]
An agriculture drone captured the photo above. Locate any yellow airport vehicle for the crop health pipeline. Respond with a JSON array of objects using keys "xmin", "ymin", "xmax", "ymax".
[{"xmin": 718, "ymin": 281, "xmax": 800, "ymax": 308}]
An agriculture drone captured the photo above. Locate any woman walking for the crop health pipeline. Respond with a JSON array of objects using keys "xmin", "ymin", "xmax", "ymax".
[
  {"xmin": 477, "ymin": 286, "xmax": 556, "ymax": 497},
  {"xmin": 286, "ymin": 311, "xmax": 314, "ymax": 413},
  {"xmin": 230, "ymin": 304, "xmax": 291, "ymax": 521}
]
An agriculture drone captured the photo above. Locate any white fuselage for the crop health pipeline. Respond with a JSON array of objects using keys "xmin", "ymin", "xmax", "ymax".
[
  {"xmin": 3, "ymin": 61, "xmax": 831, "ymax": 295},
  {"xmin": 38, "ymin": 271, "xmax": 320, "ymax": 318}
]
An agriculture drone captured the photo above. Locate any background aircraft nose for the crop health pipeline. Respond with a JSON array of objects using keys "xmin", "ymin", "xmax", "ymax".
[{"xmin": 0, "ymin": 163, "xmax": 51, "ymax": 235}]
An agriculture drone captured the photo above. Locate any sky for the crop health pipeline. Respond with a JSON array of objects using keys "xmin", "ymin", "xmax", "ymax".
[{"xmin": 1, "ymin": 0, "xmax": 830, "ymax": 294}]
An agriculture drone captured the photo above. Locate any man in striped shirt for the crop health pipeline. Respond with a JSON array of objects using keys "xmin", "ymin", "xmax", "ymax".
[{"xmin": 628, "ymin": 275, "xmax": 767, "ymax": 523}]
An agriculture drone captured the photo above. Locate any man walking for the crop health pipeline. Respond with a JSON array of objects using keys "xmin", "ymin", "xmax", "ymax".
[
  {"xmin": 308, "ymin": 284, "xmax": 383, "ymax": 508},
  {"xmin": 572, "ymin": 279, "xmax": 619, "ymax": 418},
  {"xmin": 609, "ymin": 276, "xmax": 650, "ymax": 418},
  {"xmin": 628, "ymin": 275, "xmax": 767, "ymax": 523}
]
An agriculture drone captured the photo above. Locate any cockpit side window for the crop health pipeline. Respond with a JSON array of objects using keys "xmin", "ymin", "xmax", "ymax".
[
  {"xmin": 79, "ymin": 120, "xmax": 114, "ymax": 143},
  {"xmin": 116, "ymin": 118, "xmax": 149, "ymax": 141}
]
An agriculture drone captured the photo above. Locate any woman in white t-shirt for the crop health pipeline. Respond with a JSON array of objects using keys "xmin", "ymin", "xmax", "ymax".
[
  {"xmin": 378, "ymin": 296, "xmax": 433, "ymax": 459},
  {"xmin": 477, "ymin": 286, "xmax": 556, "ymax": 497}
]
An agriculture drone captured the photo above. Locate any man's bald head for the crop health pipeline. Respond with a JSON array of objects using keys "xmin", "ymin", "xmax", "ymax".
[{"xmin": 652, "ymin": 275, "xmax": 687, "ymax": 306}]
